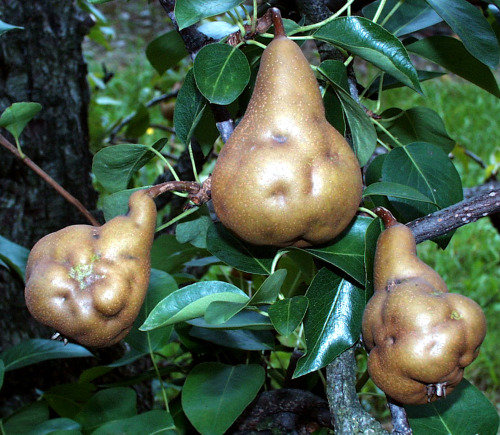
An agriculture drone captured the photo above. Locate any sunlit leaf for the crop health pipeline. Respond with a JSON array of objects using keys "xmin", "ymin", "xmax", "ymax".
[
  {"xmin": 0, "ymin": 18, "xmax": 23, "ymax": 36},
  {"xmin": 175, "ymin": 0, "xmax": 245, "ymax": 30},
  {"xmin": 362, "ymin": 182, "xmax": 437, "ymax": 205},
  {"xmin": 268, "ymin": 296, "xmax": 309, "ymax": 336},
  {"xmin": 294, "ymin": 268, "xmax": 365, "ymax": 377}
]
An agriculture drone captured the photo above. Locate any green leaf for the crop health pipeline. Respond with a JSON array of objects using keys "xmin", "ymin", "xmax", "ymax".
[
  {"xmin": 424, "ymin": 0, "xmax": 500, "ymax": 69},
  {"xmin": 1, "ymin": 339, "xmax": 93, "ymax": 372},
  {"xmin": 189, "ymin": 328, "xmax": 275, "ymax": 350},
  {"xmin": 294, "ymin": 268, "xmax": 365, "ymax": 377},
  {"xmin": 188, "ymin": 309, "xmax": 273, "ymax": 330},
  {"xmin": 3, "ymin": 402, "xmax": 50, "ymax": 435},
  {"xmin": 318, "ymin": 60, "xmax": 377, "ymax": 166},
  {"xmin": 206, "ymin": 222, "xmax": 277, "ymax": 275},
  {"xmin": 42, "ymin": 382, "xmax": 96, "ymax": 419},
  {"xmin": 362, "ymin": 181, "xmax": 437, "ymax": 205},
  {"xmin": 90, "ymin": 410, "xmax": 176, "ymax": 435},
  {"xmin": 74, "ymin": 387, "xmax": 137, "ymax": 434},
  {"xmin": 23, "ymin": 418, "xmax": 81, "ymax": 435},
  {"xmin": 378, "ymin": 107, "xmax": 456, "ymax": 153},
  {"xmin": 125, "ymin": 105, "xmax": 150, "ymax": 139},
  {"xmin": 175, "ymin": 0, "xmax": 244, "ymax": 30},
  {"xmin": 314, "ymin": 17, "xmax": 421, "ymax": 92},
  {"xmin": 125, "ymin": 269, "xmax": 178, "ymax": 353},
  {"xmin": 365, "ymin": 70, "xmax": 445, "ymax": 97},
  {"xmin": 146, "ymin": 31, "xmax": 188, "ymax": 76},
  {"xmin": 305, "ymin": 216, "xmax": 372, "ymax": 286},
  {"xmin": 407, "ymin": 36, "xmax": 500, "ymax": 98},
  {"xmin": 182, "ymin": 363, "xmax": 265, "ymax": 435},
  {"xmin": 92, "ymin": 139, "xmax": 166, "ymax": 193},
  {"xmin": 151, "ymin": 234, "xmax": 207, "ymax": 275},
  {"xmin": 363, "ymin": 0, "xmax": 442, "ymax": 36},
  {"xmin": 0, "ymin": 359, "xmax": 4, "ymax": 391},
  {"xmin": 0, "ymin": 102, "xmax": 42, "ymax": 141},
  {"xmin": 364, "ymin": 218, "xmax": 383, "ymax": 301},
  {"xmin": 174, "ymin": 69, "xmax": 208, "ymax": 146},
  {"xmin": 0, "ymin": 18, "xmax": 23, "ymax": 36},
  {"xmin": 323, "ymin": 85, "xmax": 346, "ymax": 134},
  {"xmin": 405, "ymin": 379, "xmax": 500, "ymax": 435},
  {"xmin": 193, "ymin": 43, "xmax": 250, "ymax": 105},
  {"xmin": 204, "ymin": 269, "xmax": 287, "ymax": 324},
  {"xmin": 88, "ymin": 0, "xmax": 115, "ymax": 4},
  {"xmin": 176, "ymin": 205, "xmax": 213, "ymax": 249},
  {"xmin": 381, "ymin": 142, "xmax": 463, "ymax": 222},
  {"xmin": 0, "ymin": 234, "xmax": 29, "ymax": 282},
  {"xmin": 268, "ymin": 296, "xmax": 309, "ymax": 336},
  {"xmin": 140, "ymin": 281, "xmax": 249, "ymax": 330}
]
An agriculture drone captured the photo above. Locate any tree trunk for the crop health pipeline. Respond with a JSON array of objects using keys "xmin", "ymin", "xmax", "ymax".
[{"xmin": 0, "ymin": 0, "xmax": 97, "ymax": 349}]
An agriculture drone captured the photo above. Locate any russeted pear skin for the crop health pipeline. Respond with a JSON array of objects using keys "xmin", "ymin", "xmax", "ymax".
[
  {"xmin": 210, "ymin": 31, "xmax": 362, "ymax": 248},
  {"xmin": 25, "ymin": 190, "xmax": 157, "ymax": 347},
  {"xmin": 362, "ymin": 221, "xmax": 487, "ymax": 405}
]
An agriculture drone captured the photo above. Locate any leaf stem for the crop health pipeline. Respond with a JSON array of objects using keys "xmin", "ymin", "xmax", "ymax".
[
  {"xmin": 149, "ymin": 338, "xmax": 170, "ymax": 412},
  {"xmin": 381, "ymin": 0, "xmax": 405, "ymax": 27},
  {"xmin": 358, "ymin": 207, "xmax": 378, "ymax": 219},
  {"xmin": 271, "ymin": 250, "xmax": 289, "ymax": 274},
  {"xmin": 372, "ymin": 118, "xmax": 405, "ymax": 148},
  {"xmin": 155, "ymin": 206, "xmax": 198, "ymax": 232},
  {"xmin": 288, "ymin": 0, "xmax": 357, "ymax": 35},
  {"xmin": 372, "ymin": 0, "xmax": 387, "ymax": 24},
  {"xmin": 246, "ymin": 39, "xmax": 267, "ymax": 50},
  {"xmin": 144, "ymin": 144, "xmax": 180, "ymax": 181}
]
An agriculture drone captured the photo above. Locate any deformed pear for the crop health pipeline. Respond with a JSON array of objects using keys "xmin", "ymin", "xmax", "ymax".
[
  {"xmin": 362, "ymin": 208, "xmax": 487, "ymax": 404},
  {"xmin": 25, "ymin": 189, "xmax": 157, "ymax": 347},
  {"xmin": 210, "ymin": 9, "xmax": 362, "ymax": 248}
]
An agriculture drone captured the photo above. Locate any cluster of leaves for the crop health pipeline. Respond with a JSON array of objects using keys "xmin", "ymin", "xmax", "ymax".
[{"xmin": 2, "ymin": 0, "xmax": 500, "ymax": 434}]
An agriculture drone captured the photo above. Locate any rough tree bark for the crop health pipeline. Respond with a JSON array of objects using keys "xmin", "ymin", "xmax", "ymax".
[{"xmin": 0, "ymin": 0, "xmax": 99, "ymax": 348}]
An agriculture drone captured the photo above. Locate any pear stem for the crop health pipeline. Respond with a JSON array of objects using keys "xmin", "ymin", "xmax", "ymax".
[
  {"xmin": 147, "ymin": 176, "xmax": 212, "ymax": 206},
  {"xmin": 270, "ymin": 7, "xmax": 286, "ymax": 37},
  {"xmin": 373, "ymin": 207, "xmax": 398, "ymax": 228}
]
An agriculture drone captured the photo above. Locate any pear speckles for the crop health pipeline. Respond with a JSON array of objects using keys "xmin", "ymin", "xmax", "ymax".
[{"xmin": 211, "ymin": 30, "xmax": 362, "ymax": 248}]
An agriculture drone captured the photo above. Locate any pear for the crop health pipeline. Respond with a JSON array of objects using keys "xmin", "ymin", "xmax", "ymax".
[
  {"xmin": 362, "ymin": 208, "xmax": 487, "ymax": 404},
  {"xmin": 210, "ymin": 9, "xmax": 362, "ymax": 248},
  {"xmin": 25, "ymin": 189, "xmax": 157, "ymax": 347}
]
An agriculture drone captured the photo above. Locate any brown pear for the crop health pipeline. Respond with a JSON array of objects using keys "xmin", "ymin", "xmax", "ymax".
[
  {"xmin": 25, "ymin": 189, "xmax": 157, "ymax": 347},
  {"xmin": 362, "ymin": 208, "xmax": 487, "ymax": 404},
  {"xmin": 210, "ymin": 9, "xmax": 362, "ymax": 248}
]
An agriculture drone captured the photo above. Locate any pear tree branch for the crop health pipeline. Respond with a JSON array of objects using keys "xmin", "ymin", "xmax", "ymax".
[{"xmin": 0, "ymin": 133, "xmax": 100, "ymax": 227}]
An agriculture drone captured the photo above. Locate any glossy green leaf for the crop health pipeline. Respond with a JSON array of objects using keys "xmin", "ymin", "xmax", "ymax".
[
  {"xmin": 125, "ymin": 269, "xmax": 178, "ymax": 353},
  {"xmin": 188, "ymin": 309, "xmax": 273, "ymax": 330},
  {"xmin": 1, "ymin": 339, "xmax": 93, "ymax": 372},
  {"xmin": 294, "ymin": 268, "xmax": 365, "ymax": 377},
  {"xmin": 305, "ymin": 216, "xmax": 372, "ymax": 285},
  {"xmin": 3, "ymin": 402, "xmax": 49, "ymax": 435},
  {"xmin": 91, "ymin": 410, "xmax": 176, "ymax": 435},
  {"xmin": 365, "ymin": 70, "xmax": 445, "ymax": 97},
  {"xmin": 378, "ymin": 107, "xmax": 456, "ymax": 152},
  {"xmin": 318, "ymin": 60, "xmax": 377, "ymax": 166},
  {"xmin": 204, "ymin": 269, "xmax": 287, "ymax": 324},
  {"xmin": 176, "ymin": 205, "xmax": 213, "ymax": 249},
  {"xmin": 406, "ymin": 379, "xmax": 500, "ymax": 435},
  {"xmin": 424, "ymin": 0, "xmax": 500, "ymax": 69},
  {"xmin": 182, "ymin": 363, "xmax": 265, "ymax": 435},
  {"xmin": 407, "ymin": 36, "xmax": 500, "ymax": 98},
  {"xmin": 174, "ymin": 69, "xmax": 208, "ymax": 146},
  {"xmin": 92, "ymin": 139, "xmax": 166, "ymax": 193},
  {"xmin": 206, "ymin": 222, "xmax": 277, "ymax": 275},
  {"xmin": 364, "ymin": 218, "xmax": 383, "ymax": 301},
  {"xmin": 364, "ymin": 153, "xmax": 386, "ymax": 186},
  {"xmin": 189, "ymin": 327, "xmax": 275, "ymax": 350},
  {"xmin": 193, "ymin": 43, "xmax": 250, "ymax": 105},
  {"xmin": 151, "ymin": 234, "xmax": 207, "ymax": 275},
  {"xmin": 0, "ymin": 18, "xmax": 23, "ymax": 36},
  {"xmin": 74, "ymin": 387, "xmax": 137, "ymax": 433},
  {"xmin": 363, "ymin": 0, "xmax": 442, "ymax": 36},
  {"xmin": 146, "ymin": 30, "xmax": 188, "ymax": 76},
  {"xmin": 314, "ymin": 17, "xmax": 421, "ymax": 92},
  {"xmin": 23, "ymin": 418, "xmax": 81, "ymax": 435},
  {"xmin": 323, "ymin": 85, "xmax": 346, "ymax": 134},
  {"xmin": 175, "ymin": 0, "xmax": 244, "ymax": 30},
  {"xmin": 0, "ymin": 234, "xmax": 29, "ymax": 282},
  {"xmin": 0, "ymin": 102, "xmax": 42, "ymax": 141},
  {"xmin": 140, "ymin": 281, "xmax": 249, "ymax": 330},
  {"xmin": 362, "ymin": 181, "xmax": 437, "ymax": 205},
  {"xmin": 381, "ymin": 142, "xmax": 463, "ymax": 222},
  {"xmin": 268, "ymin": 296, "xmax": 309, "ymax": 336}
]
